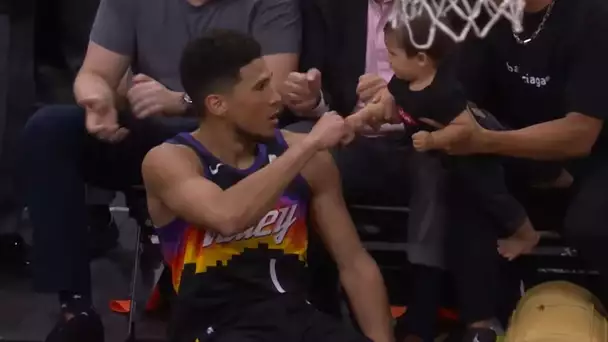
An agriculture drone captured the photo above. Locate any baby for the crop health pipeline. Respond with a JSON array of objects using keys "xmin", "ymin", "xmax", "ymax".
[{"xmin": 347, "ymin": 16, "xmax": 544, "ymax": 260}]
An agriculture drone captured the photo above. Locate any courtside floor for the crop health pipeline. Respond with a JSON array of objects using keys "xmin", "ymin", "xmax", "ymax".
[{"xmin": 0, "ymin": 205, "xmax": 167, "ymax": 342}]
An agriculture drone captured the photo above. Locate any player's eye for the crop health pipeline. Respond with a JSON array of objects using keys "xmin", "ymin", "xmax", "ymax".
[{"xmin": 255, "ymin": 79, "xmax": 269, "ymax": 91}]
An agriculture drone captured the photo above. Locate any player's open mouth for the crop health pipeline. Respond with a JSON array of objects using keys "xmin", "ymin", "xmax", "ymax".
[{"xmin": 269, "ymin": 113, "xmax": 279, "ymax": 123}]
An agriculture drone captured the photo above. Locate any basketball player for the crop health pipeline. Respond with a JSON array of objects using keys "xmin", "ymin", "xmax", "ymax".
[{"xmin": 142, "ymin": 30, "xmax": 394, "ymax": 342}]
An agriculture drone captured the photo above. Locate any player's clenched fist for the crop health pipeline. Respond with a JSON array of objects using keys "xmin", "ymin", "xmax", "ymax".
[
  {"xmin": 412, "ymin": 130, "xmax": 434, "ymax": 152},
  {"xmin": 306, "ymin": 111, "xmax": 348, "ymax": 150}
]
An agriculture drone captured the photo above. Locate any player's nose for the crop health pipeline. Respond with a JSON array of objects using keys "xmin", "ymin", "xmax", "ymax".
[{"xmin": 269, "ymin": 87, "xmax": 282, "ymax": 106}]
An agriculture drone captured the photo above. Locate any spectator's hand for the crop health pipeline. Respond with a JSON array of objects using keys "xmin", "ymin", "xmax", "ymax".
[
  {"xmin": 412, "ymin": 130, "xmax": 434, "ymax": 152},
  {"xmin": 127, "ymin": 74, "xmax": 187, "ymax": 118},
  {"xmin": 79, "ymin": 94, "xmax": 129, "ymax": 143},
  {"xmin": 356, "ymin": 73, "xmax": 387, "ymax": 104},
  {"xmin": 281, "ymin": 68, "xmax": 323, "ymax": 115},
  {"xmin": 305, "ymin": 111, "xmax": 348, "ymax": 150},
  {"xmin": 420, "ymin": 113, "xmax": 487, "ymax": 155}
]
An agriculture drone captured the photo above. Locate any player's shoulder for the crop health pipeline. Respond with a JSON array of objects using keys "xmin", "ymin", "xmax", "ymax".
[
  {"xmin": 280, "ymin": 129, "xmax": 306, "ymax": 146},
  {"xmin": 143, "ymin": 142, "xmax": 205, "ymax": 179}
]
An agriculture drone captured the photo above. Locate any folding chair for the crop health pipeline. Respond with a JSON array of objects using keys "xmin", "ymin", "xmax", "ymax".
[{"xmin": 120, "ymin": 186, "xmax": 166, "ymax": 342}]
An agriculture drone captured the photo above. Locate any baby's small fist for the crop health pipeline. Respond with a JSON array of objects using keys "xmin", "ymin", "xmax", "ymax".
[{"xmin": 412, "ymin": 131, "xmax": 433, "ymax": 152}]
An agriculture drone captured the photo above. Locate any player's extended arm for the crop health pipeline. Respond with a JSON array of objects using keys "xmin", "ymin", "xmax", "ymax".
[
  {"xmin": 300, "ymin": 146, "xmax": 394, "ymax": 342},
  {"xmin": 142, "ymin": 136, "xmax": 319, "ymax": 237},
  {"xmin": 427, "ymin": 110, "xmax": 473, "ymax": 149},
  {"xmin": 480, "ymin": 113, "xmax": 602, "ymax": 159}
]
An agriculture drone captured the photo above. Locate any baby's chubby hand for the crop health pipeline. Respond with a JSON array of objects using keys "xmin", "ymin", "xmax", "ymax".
[{"xmin": 412, "ymin": 130, "xmax": 434, "ymax": 152}]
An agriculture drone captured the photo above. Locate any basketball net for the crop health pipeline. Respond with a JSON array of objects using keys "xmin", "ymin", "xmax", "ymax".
[{"xmin": 390, "ymin": 0, "xmax": 525, "ymax": 49}]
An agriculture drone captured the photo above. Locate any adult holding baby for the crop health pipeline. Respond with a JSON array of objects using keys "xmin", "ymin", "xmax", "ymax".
[
  {"xmin": 441, "ymin": 0, "xmax": 608, "ymax": 340},
  {"xmin": 355, "ymin": 0, "xmax": 608, "ymax": 340}
]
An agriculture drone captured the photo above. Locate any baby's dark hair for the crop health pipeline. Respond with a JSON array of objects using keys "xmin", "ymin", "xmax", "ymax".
[{"xmin": 384, "ymin": 13, "xmax": 456, "ymax": 64}]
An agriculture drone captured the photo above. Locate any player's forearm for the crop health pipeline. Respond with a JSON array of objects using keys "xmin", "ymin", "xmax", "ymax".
[
  {"xmin": 341, "ymin": 252, "xmax": 394, "ymax": 342},
  {"xmin": 218, "ymin": 138, "xmax": 318, "ymax": 235},
  {"xmin": 480, "ymin": 117, "xmax": 595, "ymax": 160}
]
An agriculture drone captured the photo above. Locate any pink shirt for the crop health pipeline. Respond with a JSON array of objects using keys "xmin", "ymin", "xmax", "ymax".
[
  {"xmin": 365, "ymin": 0, "xmax": 394, "ymax": 82},
  {"xmin": 314, "ymin": 0, "xmax": 396, "ymax": 116}
]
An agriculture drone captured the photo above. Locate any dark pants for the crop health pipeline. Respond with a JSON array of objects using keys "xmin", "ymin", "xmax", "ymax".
[
  {"xmin": 448, "ymin": 158, "xmax": 608, "ymax": 324},
  {"xmin": 0, "ymin": 8, "xmax": 36, "ymax": 231},
  {"xmin": 22, "ymin": 104, "xmax": 197, "ymax": 294},
  {"xmin": 449, "ymin": 156, "xmax": 528, "ymax": 236},
  {"xmin": 405, "ymin": 150, "xmax": 447, "ymax": 269},
  {"xmin": 181, "ymin": 296, "xmax": 370, "ymax": 342}
]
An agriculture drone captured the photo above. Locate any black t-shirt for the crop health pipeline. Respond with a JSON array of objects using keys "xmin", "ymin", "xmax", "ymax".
[
  {"xmin": 389, "ymin": 67, "xmax": 530, "ymax": 234},
  {"xmin": 388, "ymin": 66, "xmax": 468, "ymax": 133},
  {"xmin": 458, "ymin": 0, "xmax": 608, "ymax": 157}
]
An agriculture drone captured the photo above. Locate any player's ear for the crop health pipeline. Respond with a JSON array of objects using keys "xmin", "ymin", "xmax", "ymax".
[{"xmin": 204, "ymin": 93, "xmax": 229, "ymax": 118}]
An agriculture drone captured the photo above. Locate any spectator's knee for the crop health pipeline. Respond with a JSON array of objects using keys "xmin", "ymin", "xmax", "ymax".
[{"xmin": 24, "ymin": 105, "xmax": 85, "ymax": 141}]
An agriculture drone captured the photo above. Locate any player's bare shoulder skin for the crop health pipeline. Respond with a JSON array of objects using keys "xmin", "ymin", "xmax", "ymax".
[{"xmin": 143, "ymin": 142, "xmax": 206, "ymax": 227}]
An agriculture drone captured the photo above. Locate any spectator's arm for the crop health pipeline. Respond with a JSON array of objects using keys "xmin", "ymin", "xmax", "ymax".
[
  {"xmin": 300, "ymin": 0, "xmax": 333, "ymax": 113},
  {"xmin": 479, "ymin": 8, "xmax": 608, "ymax": 160},
  {"xmin": 74, "ymin": 0, "xmax": 135, "ymax": 105},
  {"xmin": 308, "ymin": 90, "xmax": 330, "ymax": 117},
  {"xmin": 481, "ymin": 114, "xmax": 603, "ymax": 159},
  {"xmin": 427, "ymin": 111, "xmax": 473, "ymax": 150},
  {"xmin": 114, "ymin": 69, "xmax": 133, "ymax": 110},
  {"xmin": 290, "ymin": 133, "xmax": 393, "ymax": 342},
  {"xmin": 252, "ymin": 0, "xmax": 301, "ymax": 88}
]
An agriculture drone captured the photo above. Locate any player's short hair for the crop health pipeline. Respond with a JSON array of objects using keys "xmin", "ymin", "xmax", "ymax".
[
  {"xmin": 384, "ymin": 13, "xmax": 456, "ymax": 64},
  {"xmin": 179, "ymin": 29, "xmax": 262, "ymax": 115}
]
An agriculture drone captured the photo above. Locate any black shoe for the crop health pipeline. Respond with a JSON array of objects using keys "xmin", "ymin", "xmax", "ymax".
[
  {"xmin": 0, "ymin": 233, "xmax": 31, "ymax": 275},
  {"xmin": 45, "ymin": 308, "xmax": 104, "ymax": 342},
  {"xmin": 89, "ymin": 218, "xmax": 119, "ymax": 259},
  {"xmin": 463, "ymin": 328, "xmax": 497, "ymax": 342}
]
